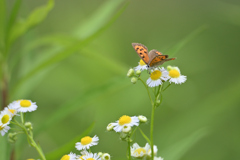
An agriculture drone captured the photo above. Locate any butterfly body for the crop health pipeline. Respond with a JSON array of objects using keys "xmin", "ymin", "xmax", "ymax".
[{"xmin": 132, "ymin": 43, "xmax": 175, "ymax": 68}]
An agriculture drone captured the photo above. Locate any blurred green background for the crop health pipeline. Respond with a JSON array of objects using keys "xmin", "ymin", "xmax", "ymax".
[{"xmin": 1, "ymin": 0, "xmax": 240, "ymax": 159}]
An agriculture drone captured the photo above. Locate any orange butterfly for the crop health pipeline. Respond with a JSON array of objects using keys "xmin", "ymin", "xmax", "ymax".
[{"xmin": 132, "ymin": 43, "xmax": 175, "ymax": 68}]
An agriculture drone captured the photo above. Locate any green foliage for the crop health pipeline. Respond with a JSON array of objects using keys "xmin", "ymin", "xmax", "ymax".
[{"xmin": 8, "ymin": 0, "xmax": 54, "ymax": 46}]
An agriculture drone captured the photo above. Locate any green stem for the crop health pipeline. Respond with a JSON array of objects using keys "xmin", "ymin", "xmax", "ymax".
[
  {"xmin": 138, "ymin": 77, "xmax": 154, "ymax": 106},
  {"xmin": 138, "ymin": 128, "xmax": 151, "ymax": 144},
  {"xmin": 163, "ymin": 83, "xmax": 171, "ymax": 92},
  {"xmin": 13, "ymin": 119, "xmax": 46, "ymax": 160},
  {"xmin": 128, "ymin": 139, "xmax": 131, "ymax": 160},
  {"xmin": 150, "ymin": 102, "xmax": 155, "ymax": 160}
]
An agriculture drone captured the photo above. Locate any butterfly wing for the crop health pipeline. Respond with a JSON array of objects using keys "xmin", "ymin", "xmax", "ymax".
[
  {"xmin": 148, "ymin": 49, "xmax": 163, "ymax": 62},
  {"xmin": 132, "ymin": 43, "xmax": 149, "ymax": 64},
  {"xmin": 148, "ymin": 55, "xmax": 169, "ymax": 67}
]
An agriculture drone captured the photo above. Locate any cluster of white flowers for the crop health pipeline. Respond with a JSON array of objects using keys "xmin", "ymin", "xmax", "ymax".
[
  {"xmin": 128, "ymin": 59, "xmax": 187, "ymax": 87},
  {"xmin": 61, "ymin": 135, "xmax": 110, "ymax": 160},
  {"xmin": 131, "ymin": 143, "xmax": 163, "ymax": 160},
  {"xmin": 0, "ymin": 100, "xmax": 37, "ymax": 136}
]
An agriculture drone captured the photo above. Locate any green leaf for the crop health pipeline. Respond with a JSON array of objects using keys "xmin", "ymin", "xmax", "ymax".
[
  {"xmin": 74, "ymin": 0, "xmax": 125, "ymax": 39},
  {"xmin": 45, "ymin": 122, "xmax": 95, "ymax": 159},
  {"xmin": 8, "ymin": 0, "xmax": 54, "ymax": 46},
  {"xmin": 166, "ymin": 25, "xmax": 208, "ymax": 56},
  {"xmin": 0, "ymin": 0, "xmax": 6, "ymax": 52},
  {"xmin": 10, "ymin": 2, "xmax": 129, "ymax": 98},
  {"xmin": 161, "ymin": 128, "xmax": 208, "ymax": 160},
  {"xmin": 34, "ymin": 77, "xmax": 129, "ymax": 136}
]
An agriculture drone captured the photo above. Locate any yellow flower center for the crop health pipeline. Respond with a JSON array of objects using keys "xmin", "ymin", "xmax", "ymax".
[
  {"xmin": 139, "ymin": 59, "xmax": 146, "ymax": 66},
  {"xmin": 134, "ymin": 148, "xmax": 146, "ymax": 156},
  {"xmin": 60, "ymin": 155, "xmax": 70, "ymax": 160},
  {"xmin": 2, "ymin": 115, "xmax": 10, "ymax": 124},
  {"xmin": 0, "ymin": 125, "xmax": 3, "ymax": 131},
  {"xmin": 86, "ymin": 158, "xmax": 94, "ymax": 160},
  {"xmin": 150, "ymin": 70, "xmax": 162, "ymax": 80},
  {"xmin": 118, "ymin": 115, "xmax": 131, "ymax": 126},
  {"xmin": 169, "ymin": 69, "xmax": 180, "ymax": 78},
  {"xmin": 20, "ymin": 100, "xmax": 31, "ymax": 107},
  {"xmin": 9, "ymin": 109, "xmax": 16, "ymax": 114},
  {"xmin": 81, "ymin": 136, "xmax": 92, "ymax": 145}
]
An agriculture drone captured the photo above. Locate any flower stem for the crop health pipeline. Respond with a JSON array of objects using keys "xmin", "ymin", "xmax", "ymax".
[
  {"xmin": 14, "ymin": 119, "xmax": 46, "ymax": 160},
  {"xmin": 150, "ymin": 102, "xmax": 155, "ymax": 160},
  {"xmin": 128, "ymin": 139, "xmax": 131, "ymax": 160},
  {"xmin": 138, "ymin": 78, "xmax": 154, "ymax": 106}
]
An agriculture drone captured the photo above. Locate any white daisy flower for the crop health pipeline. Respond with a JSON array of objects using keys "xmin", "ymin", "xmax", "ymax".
[
  {"xmin": 4, "ymin": 102, "xmax": 19, "ymax": 117},
  {"xmin": 167, "ymin": 66, "xmax": 187, "ymax": 84},
  {"xmin": 75, "ymin": 135, "xmax": 99, "ymax": 150},
  {"xmin": 0, "ymin": 124, "xmax": 10, "ymax": 136},
  {"xmin": 76, "ymin": 150, "xmax": 89, "ymax": 160},
  {"xmin": 154, "ymin": 156, "xmax": 164, "ymax": 160},
  {"xmin": 134, "ymin": 59, "xmax": 148, "ymax": 71},
  {"xmin": 112, "ymin": 115, "xmax": 139, "ymax": 132},
  {"xmin": 60, "ymin": 152, "xmax": 77, "ymax": 160},
  {"xmin": 131, "ymin": 143, "xmax": 158, "ymax": 158},
  {"xmin": 82, "ymin": 153, "xmax": 101, "ymax": 160},
  {"xmin": 146, "ymin": 67, "xmax": 169, "ymax": 87},
  {"xmin": 13, "ymin": 100, "xmax": 38, "ymax": 113},
  {"xmin": 131, "ymin": 143, "xmax": 150, "ymax": 158},
  {"xmin": 0, "ymin": 109, "xmax": 12, "ymax": 125}
]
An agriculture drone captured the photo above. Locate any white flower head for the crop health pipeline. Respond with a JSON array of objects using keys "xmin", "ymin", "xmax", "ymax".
[
  {"xmin": 4, "ymin": 102, "xmax": 18, "ymax": 117},
  {"xmin": 82, "ymin": 153, "xmax": 101, "ymax": 160},
  {"xmin": 131, "ymin": 143, "xmax": 150, "ymax": 158},
  {"xmin": 60, "ymin": 152, "xmax": 77, "ymax": 160},
  {"xmin": 0, "ymin": 124, "xmax": 10, "ymax": 136},
  {"xmin": 0, "ymin": 109, "xmax": 12, "ymax": 125},
  {"xmin": 167, "ymin": 66, "xmax": 187, "ymax": 84},
  {"xmin": 112, "ymin": 115, "xmax": 139, "ymax": 132},
  {"xmin": 134, "ymin": 59, "xmax": 148, "ymax": 71},
  {"xmin": 13, "ymin": 100, "xmax": 38, "ymax": 113},
  {"xmin": 147, "ymin": 67, "xmax": 169, "ymax": 87},
  {"xmin": 154, "ymin": 156, "xmax": 164, "ymax": 160},
  {"xmin": 75, "ymin": 135, "xmax": 99, "ymax": 151},
  {"xmin": 76, "ymin": 150, "xmax": 89, "ymax": 159}
]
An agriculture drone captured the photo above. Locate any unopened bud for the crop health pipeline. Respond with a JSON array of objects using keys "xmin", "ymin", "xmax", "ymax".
[
  {"xmin": 136, "ymin": 70, "xmax": 141, "ymax": 76},
  {"xmin": 138, "ymin": 115, "xmax": 147, "ymax": 123},
  {"xmin": 122, "ymin": 126, "xmax": 131, "ymax": 133},
  {"xmin": 167, "ymin": 65, "xmax": 173, "ymax": 71},
  {"xmin": 127, "ymin": 68, "xmax": 134, "ymax": 77},
  {"xmin": 98, "ymin": 152, "xmax": 103, "ymax": 157},
  {"xmin": 102, "ymin": 153, "xmax": 111, "ymax": 160},
  {"xmin": 25, "ymin": 122, "xmax": 33, "ymax": 130},
  {"xmin": 106, "ymin": 123, "xmax": 114, "ymax": 131},
  {"xmin": 131, "ymin": 77, "xmax": 137, "ymax": 84}
]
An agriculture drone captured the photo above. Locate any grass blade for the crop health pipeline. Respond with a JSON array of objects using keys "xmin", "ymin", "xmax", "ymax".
[
  {"xmin": 165, "ymin": 25, "xmax": 208, "ymax": 56},
  {"xmin": 45, "ymin": 122, "xmax": 95, "ymax": 160},
  {"xmin": 74, "ymin": 0, "xmax": 125, "ymax": 39},
  {"xmin": 8, "ymin": 0, "xmax": 54, "ymax": 46},
  {"xmin": 10, "ymin": 2, "xmax": 129, "ymax": 98},
  {"xmin": 161, "ymin": 128, "xmax": 208, "ymax": 160}
]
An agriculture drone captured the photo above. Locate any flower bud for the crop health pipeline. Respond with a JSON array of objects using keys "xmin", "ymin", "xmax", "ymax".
[
  {"xmin": 138, "ymin": 115, "xmax": 147, "ymax": 123},
  {"xmin": 98, "ymin": 152, "xmax": 103, "ymax": 157},
  {"xmin": 119, "ymin": 132, "xmax": 128, "ymax": 139},
  {"xmin": 106, "ymin": 123, "xmax": 114, "ymax": 131},
  {"xmin": 131, "ymin": 77, "xmax": 137, "ymax": 84},
  {"xmin": 167, "ymin": 65, "xmax": 173, "ymax": 71},
  {"xmin": 127, "ymin": 68, "xmax": 134, "ymax": 77},
  {"xmin": 25, "ymin": 122, "xmax": 33, "ymax": 130},
  {"xmin": 136, "ymin": 70, "xmax": 141, "ymax": 76},
  {"xmin": 102, "ymin": 153, "xmax": 111, "ymax": 160},
  {"xmin": 122, "ymin": 126, "xmax": 131, "ymax": 133}
]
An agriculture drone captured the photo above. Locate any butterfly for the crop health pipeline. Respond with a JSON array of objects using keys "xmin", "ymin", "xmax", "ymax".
[{"xmin": 132, "ymin": 43, "xmax": 176, "ymax": 68}]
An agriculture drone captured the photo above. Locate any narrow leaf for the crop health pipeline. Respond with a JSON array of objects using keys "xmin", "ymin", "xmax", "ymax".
[
  {"xmin": 166, "ymin": 25, "xmax": 208, "ymax": 56},
  {"xmin": 45, "ymin": 122, "xmax": 95, "ymax": 159},
  {"xmin": 10, "ymin": 2, "xmax": 129, "ymax": 98},
  {"xmin": 74, "ymin": 0, "xmax": 125, "ymax": 39},
  {"xmin": 8, "ymin": 0, "xmax": 54, "ymax": 45},
  {"xmin": 0, "ymin": 0, "xmax": 6, "ymax": 52},
  {"xmin": 161, "ymin": 128, "xmax": 208, "ymax": 160}
]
